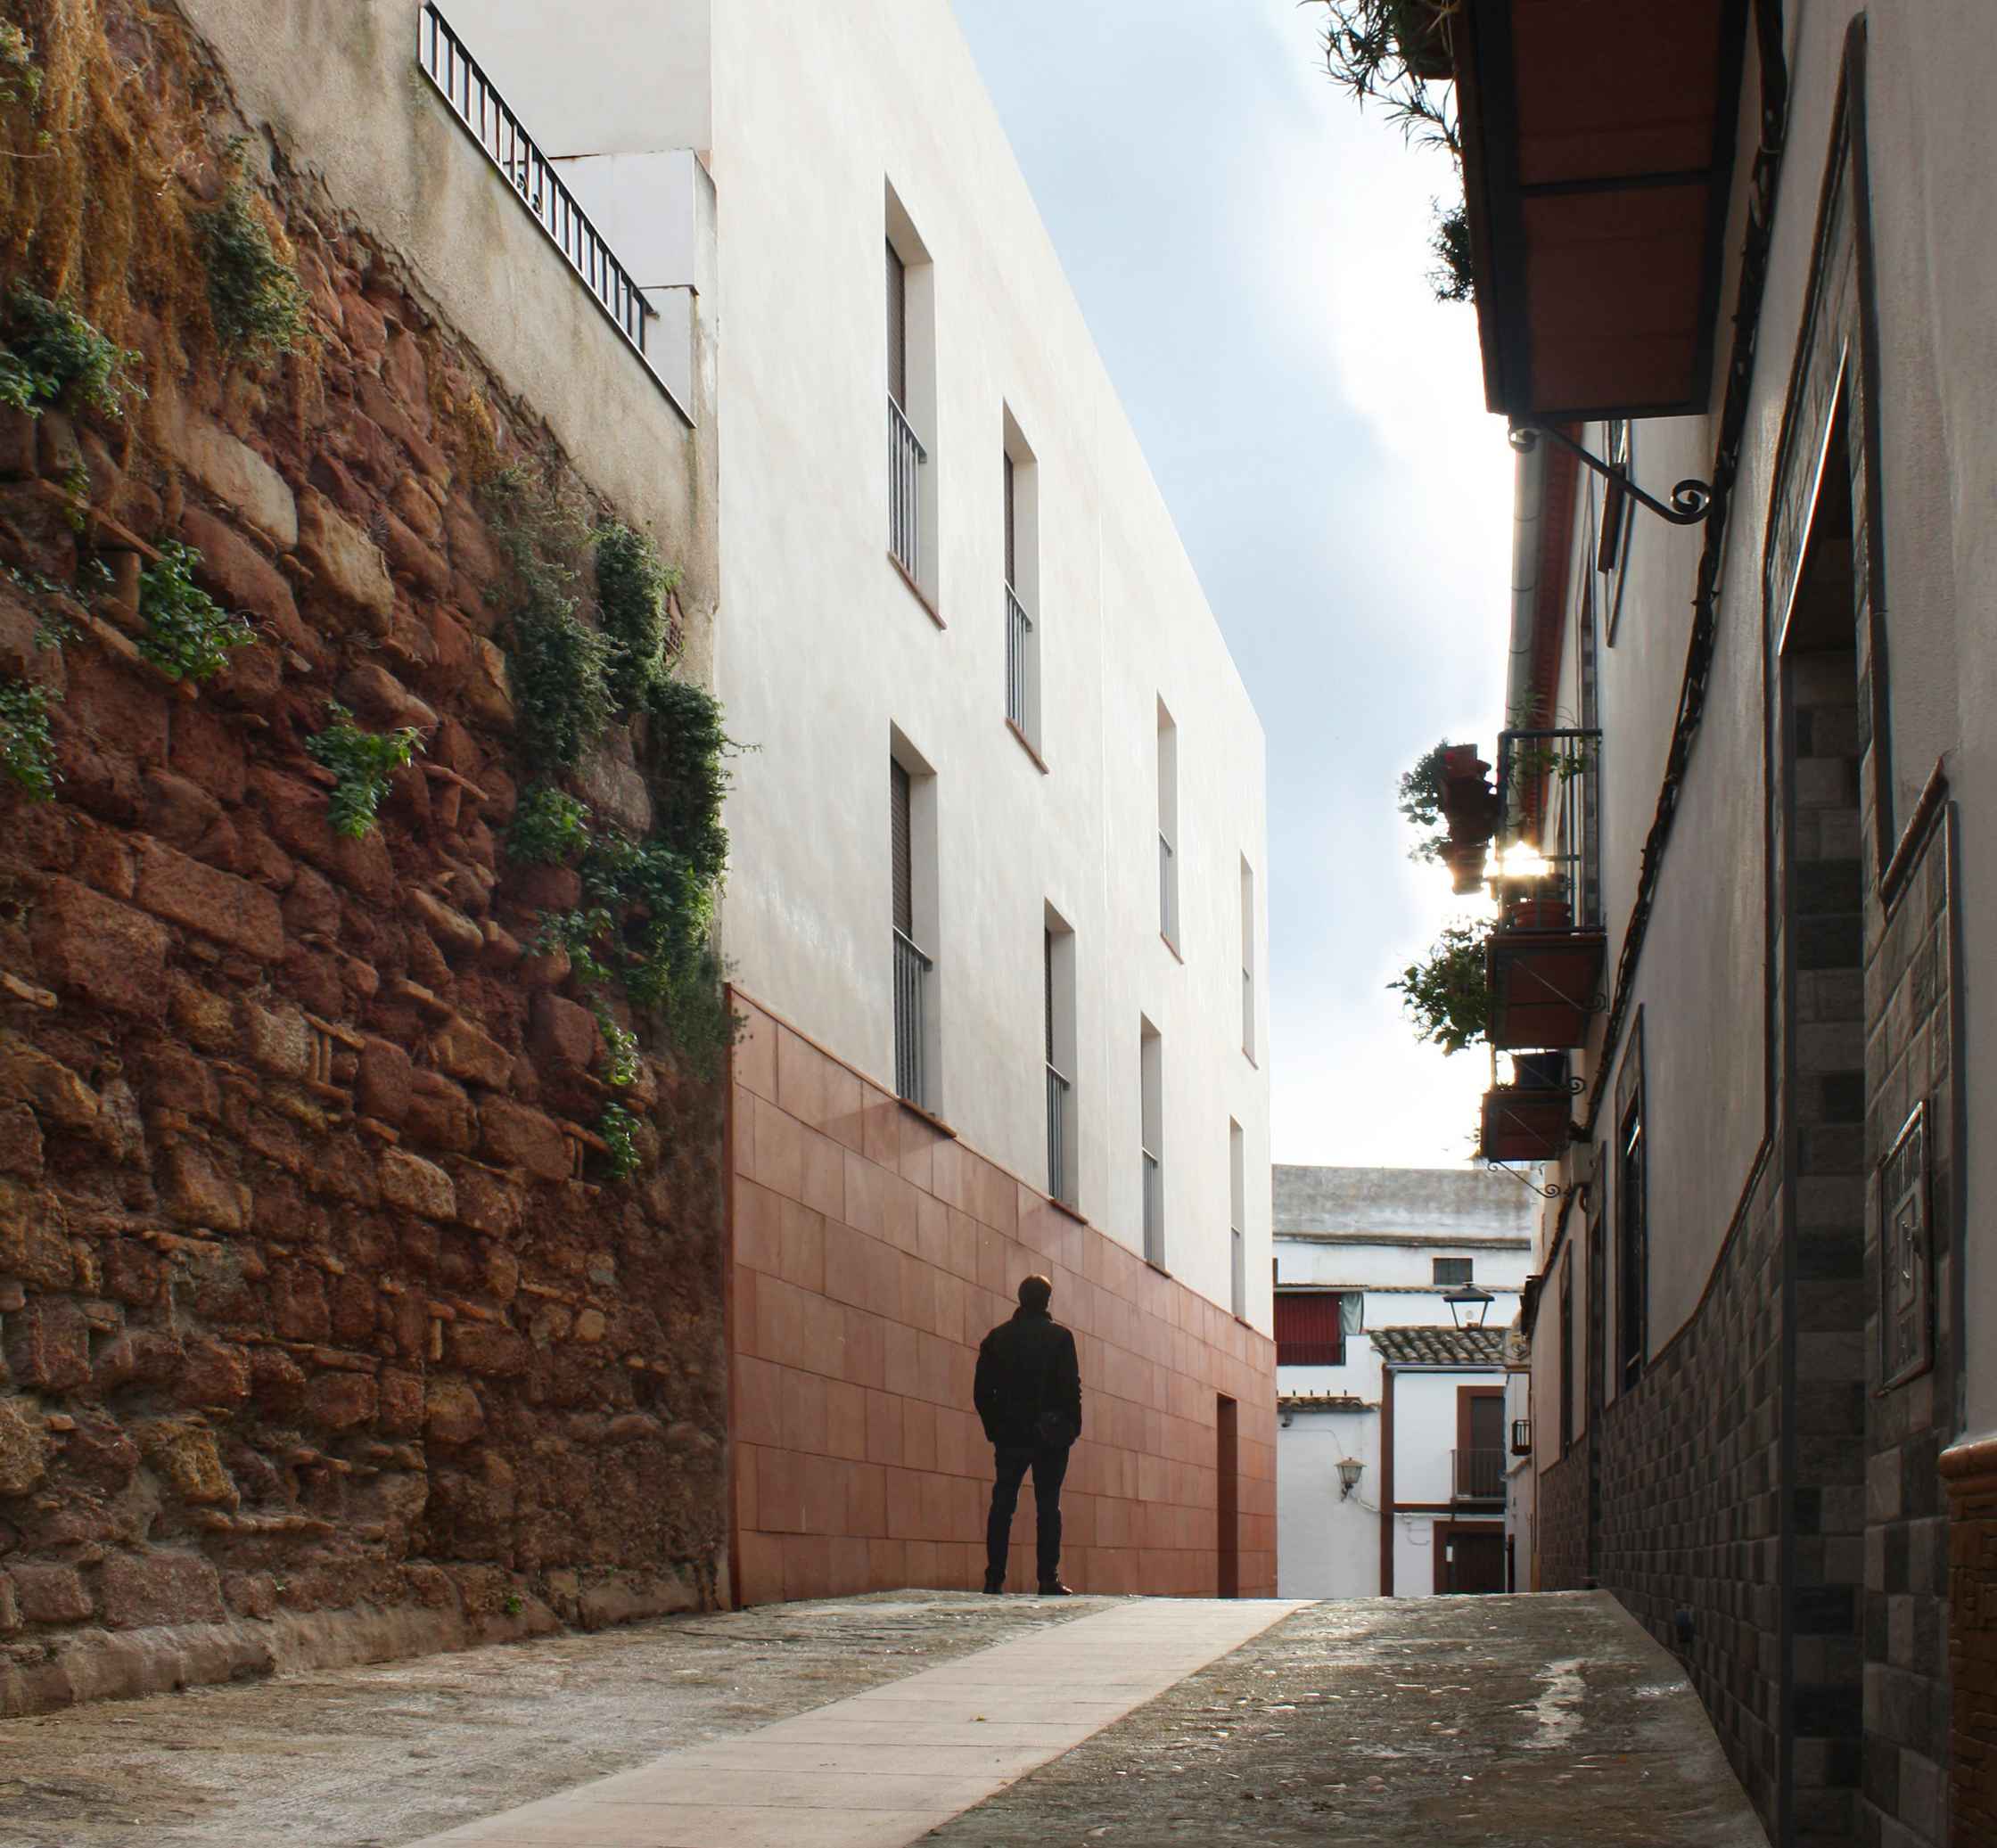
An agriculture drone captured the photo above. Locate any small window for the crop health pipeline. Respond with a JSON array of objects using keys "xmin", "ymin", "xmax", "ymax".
[
  {"xmin": 1433, "ymin": 1257, "xmax": 1474, "ymax": 1286},
  {"xmin": 1616, "ymin": 1024, "xmax": 1648, "ymax": 1389},
  {"xmin": 1044, "ymin": 908, "xmax": 1075, "ymax": 1207},
  {"xmin": 1229, "ymin": 1121, "xmax": 1245, "ymax": 1319},
  {"xmin": 1002, "ymin": 412, "xmax": 1041, "ymax": 751},
  {"xmin": 1558, "ymin": 1251, "xmax": 1574, "ymax": 1454},
  {"xmin": 1274, "ymin": 1294, "xmax": 1344, "ymax": 1367},
  {"xmin": 1139, "ymin": 1018, "xmax": 1163, "ymax": 1267},
  {"xmin": 889, "ymin": 735, "xmax": 939, "ymax": 1110},
  {"xmin": 885, "ymin": 186, "xmax": 936, "ymax": 601}
]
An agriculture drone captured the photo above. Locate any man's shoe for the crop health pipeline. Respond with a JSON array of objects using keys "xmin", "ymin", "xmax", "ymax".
[
  {"xmin": 982, "ymin": 1573, "xmax": 1005, "ymax": 1595},
  {"xmin": 1037, "ymin": 1580, "xmax": 1072, "ymax": 1596}
]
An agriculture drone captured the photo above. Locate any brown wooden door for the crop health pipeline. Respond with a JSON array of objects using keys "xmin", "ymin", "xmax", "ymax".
[
  {"xmin": 1435, "ymin": 1524, "xmax": 1506, "ymax": 1595},
  {"xmin": 1215, "ymin": 1395, "xmax": 1238, "ymax": 1599}
]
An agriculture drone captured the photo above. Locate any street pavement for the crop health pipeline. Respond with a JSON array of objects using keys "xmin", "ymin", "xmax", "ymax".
[{"xmin": 0, "ymin": 1590, "xmax": 1768, "ymax": 1846}]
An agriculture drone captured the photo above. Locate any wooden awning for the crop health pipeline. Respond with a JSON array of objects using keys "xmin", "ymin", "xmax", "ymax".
[{"xmin": 1457, "ymin": 0, "xmax": 1750, "ymax": 422}]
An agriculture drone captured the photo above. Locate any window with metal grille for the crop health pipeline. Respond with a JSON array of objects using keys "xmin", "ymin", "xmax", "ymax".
[
  {"xmin": 1274, "ymin": 1293, "xmax": 1344, "ymax": 1367},
  {"xmin": 890, "ymin": 756, "xmax": 930, "ymax": 1107},
  {"xmin": 1433, "ymin": 1257, "xmax": 1474, "ymax": 1286}
]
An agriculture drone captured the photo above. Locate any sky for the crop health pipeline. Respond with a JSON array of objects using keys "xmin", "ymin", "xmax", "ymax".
[{"xmin": 949, "ymin": 0, "xmax": 1519, "ymax": 1170}]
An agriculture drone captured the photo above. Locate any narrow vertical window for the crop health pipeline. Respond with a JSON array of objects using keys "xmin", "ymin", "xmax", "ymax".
[
  {"xmin": 885, "ymin": 187, "xmax": 936, "ymax": 602},
  {"xmin": 1044, "ymin": 908, "xmax": 1076, "ymax": 1206},
  {"xmin": 1156, "ymin": 703, "xmax": 1179, "ymax": 950},
  {"xmin": 890, "ymin": 738, "xmax": 939, "ymax": 1110},
  {"xmin": 1615, "ymin": 1021, "xmax": 1647, "ymax": 1389},
  {"xmin": 1558, "ymin": 1251, "xmax": 1574, "ymax": 1453},
  {"xmin": 1229, "ymin": 1120, "xmax": 1246, "ymax": 1319},
  {"xmin": 1002, "ymin": 412, "xmax": 1040, "ymax": 753},
  {"xmin": 1139, "ymin": 1018, "xmax": 1163, "ymax": 1268},
  {"xmin": 1239, "ymin": 858, "xmax": 1255, "ymax": 1059}
]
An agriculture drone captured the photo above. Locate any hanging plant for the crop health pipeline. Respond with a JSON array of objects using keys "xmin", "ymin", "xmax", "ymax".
[{"xmin": 1388, "ymin": 916, "xmax": 1491, "ymax": 1054}]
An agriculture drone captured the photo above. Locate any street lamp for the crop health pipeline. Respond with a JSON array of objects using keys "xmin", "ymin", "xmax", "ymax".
[
  {"xmin": 1336, "ymin": 1458, "xmax": 1364, "ymax": 1499},
  {"xmin": 1444, "ymin": 1283, "xmax": 1495, "ymax": 1329}
]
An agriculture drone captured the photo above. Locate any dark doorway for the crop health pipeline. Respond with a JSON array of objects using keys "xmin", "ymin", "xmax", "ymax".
[
  {"xmin": 1215, "ymin": 1395, "xmax": 1238, "ymax": 1599},
  {"xmin": 1434, "ymin": 1524, "xmax": 1506, "ymax": 1595}
]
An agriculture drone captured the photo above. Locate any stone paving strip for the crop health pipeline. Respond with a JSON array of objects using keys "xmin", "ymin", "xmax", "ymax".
[
  {"xmin": 406, "ymin": 1599, "xmax": 1305, "ymax": 1848},
  {"xmin": 0, "ymin": 1593, "xmax": 1108, "ymax": 1847}
]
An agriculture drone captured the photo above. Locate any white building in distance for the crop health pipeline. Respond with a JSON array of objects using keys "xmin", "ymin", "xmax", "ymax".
[{"xmin": 1274, "ymin": 1165, "xmax": 1533, "ymax": 1599}]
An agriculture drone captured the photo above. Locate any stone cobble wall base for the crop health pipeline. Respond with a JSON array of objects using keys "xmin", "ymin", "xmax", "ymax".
[
  {"xmin": 0, "ymin": 8, "xmax": 726, "ymax": 1717},
  {"xmin": 1942, "ymin": 1441, "xmax": 1997, "ymax": 1844},
  {"xmin": 1536, "ymin": 1434, "xmax": 1591, "ymax": 1591},
  {"xmin": 727, "ymin": 996, "xmax": 1277, "ymax": 1604},
  {"xmin": 1593, "ymin": 1161, "xmax": 1787, "ymax": 1836}
]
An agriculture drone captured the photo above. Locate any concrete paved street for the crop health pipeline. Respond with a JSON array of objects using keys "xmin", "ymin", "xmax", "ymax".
[{"xmin": 0, "ymin": 1591, "xmax": 1767, "ymax": 1847}]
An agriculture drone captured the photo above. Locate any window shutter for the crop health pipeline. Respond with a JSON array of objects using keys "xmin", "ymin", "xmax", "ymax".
[
  {"xmin": 1043, "ymin": 927, "xmax": 1054, "ymax": 1063},
  {"xmin": 891, "ymin": 760, "xmax": 913, "ymax": 938},
  {"xmin": 886, "ymin": 241, "xmax": 907, "ymax": 407},
  {"xmin": 1273, "ymin": 1294, "xmax": 1344, "ymax": 1366}
]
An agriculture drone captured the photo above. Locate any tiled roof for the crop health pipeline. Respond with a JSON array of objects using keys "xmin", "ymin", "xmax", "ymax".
[
  {"xmin": 1368, "ymin": 1325, "xmax": 1509, "ymax": 1368},
  {"xmin": 1278, "ymin": 1392, "xmax": 1375, "ymax": 1413}
]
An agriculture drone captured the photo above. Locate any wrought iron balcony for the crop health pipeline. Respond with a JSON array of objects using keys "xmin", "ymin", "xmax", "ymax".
[
  {"xmin": 1006, "ymin": 582, "xmax": 1033, "ymax": 735},
  {"xmin": 1487, "ymin": 727, "xmax": 1606, "ymax": 1050},
  {"xmin": 1045, "ymin": 1062, "xmax": 1071, "ymax": 1205},
  {"xmin": 1141, "ymin": 1146, "xmax": 1163, "ymax": 1266},
  {"xmin": 1480, "ymin": 1050, "xmax": 1581, "ymax": 1163},
  {"xmin": 1452, "ymin": 1448, "xmax": 1507, "ymax": 1503},
  {"xmin": 892, "ymin": 927, "xmax": 931, "ymax": 1107}
]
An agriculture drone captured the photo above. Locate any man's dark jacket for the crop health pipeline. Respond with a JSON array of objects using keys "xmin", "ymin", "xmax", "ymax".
[{"xmin": 974, "ymin": 1307, "xmax": 1082, "ymax": 1450}]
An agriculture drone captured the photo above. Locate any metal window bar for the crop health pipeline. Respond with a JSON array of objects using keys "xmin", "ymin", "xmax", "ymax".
[
  {"xmin": 892, "ymin": 928, "xmax": 931, "ymax": 1106},
  {"xmin": 1158, "ymin": 833, "xmax": 1177, "ymax": 943},
  {"xmin": 417, "ymin": 4, "xmax": 660, "ymax": 379},
  {"xmin": 1230, "ymin": 1222, "xmax": 1245, "ymax": 1320},
  {"xmin": 1509, "ymin": 1418, "xmax": 1533, "ymax": 1457},
  {"xmin": 1005, "ymin": 582, "xmax": 1034, "ymax": 734},
  {"xmin": 1046, "ymin": 1063, "xmax": 1071, "ymax": 1203},
  {"xmin": 1241, "ymin": 966, "xmax": 1253, "ymax": 1057},
  {"xmin": 1141, "ymin": 1146, "xmax": 1163, "ymax": 1266},
  {"xmin": 1452, "ymin": 1449, "xmax": 1507, "ymax": 1501},
  {"xmin": 889, "ymin": 397, "xmax": 927, "ymax": 581},
  {"xmin": 1494, "ymin": 727, "xmax": 1602, "ymax": 930}
]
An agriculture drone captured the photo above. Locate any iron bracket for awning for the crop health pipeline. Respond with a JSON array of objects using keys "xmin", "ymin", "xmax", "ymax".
[
  {"xmin": 1508, "ymin": 419, "xmax": 1715, "ymax": 526},
  {"xmin": 1482, "ymin": 1156, "xmax": 1565, "ymax": 1201}
]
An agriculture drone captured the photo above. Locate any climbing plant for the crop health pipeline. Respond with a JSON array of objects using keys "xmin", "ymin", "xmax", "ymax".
[
  {"xmin": 136, "ymin": 540, "xmax": 255, "ymax": 682},
  {"xmin": 197, "ymin": 151, "xmax": 310, "ymax": 362},
  {"xmin": 0, "ymin": 284, "xmax": 142, "ymax": 417},
  {"xmin": 0, "ymin": 674, "xmax": 56, "ymax": 799},
  {"xmin": 305, "ymin": 703, "xmax": 424, "ymax": 838}
]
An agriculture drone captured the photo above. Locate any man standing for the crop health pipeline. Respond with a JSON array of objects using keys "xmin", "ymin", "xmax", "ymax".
[{"xmin": 974, "ymin": 1274, "xmax": 1081, "ymax": 1596}]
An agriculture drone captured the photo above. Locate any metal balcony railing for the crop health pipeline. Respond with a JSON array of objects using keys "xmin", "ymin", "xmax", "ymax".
[
  {"xmin": 1158, "ymin": 834, "xmax": 1177, "ymax": 944},
  {"xmin": 1452, "ymin": 1448, "xmax": 1507, "ymax": 1502},
  {"xmin": 1494, "ymin": 727, "xmax": 1602, "ymax": 932},
  {"xmin": 1242, "ymin": 966, "xmax": 1253, "ymax": 1057},
  {"xmin": 417, "ymin": 4, "xmax": 659, "ymax": 379},
  {"xmin": 1141, "ymin": 1146, "xmax": 1163, "ymax": 1266},
  {"xmin": 889, "ymin": 397, "xmax": 927, "ymax": 581},
  {"xmin": 892, "ymin": 928, "xmax": 931, "ymax": 1106},
  {"xmin": 1230, "ymin": 1222, "xmax": 1246, "ymax": 1319},
  {"xmin": 1006, "ymin": 582, "xmax": 1033, "ymax": 735},
  {"xmin": 1046, "ymin": 1063, "xmax": 1071, "ymax": 1203}
]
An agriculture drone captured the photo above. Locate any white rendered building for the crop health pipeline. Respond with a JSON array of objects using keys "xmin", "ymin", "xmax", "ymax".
[{"xmin": 1274, "ymin": 1166, "xmax": 1531, "ymax": 1598}]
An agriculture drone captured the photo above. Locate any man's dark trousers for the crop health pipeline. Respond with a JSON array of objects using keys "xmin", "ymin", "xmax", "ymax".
[{"xmin": 985, "ymin": 1443, "xmax": 1070, "ymax": 1586}]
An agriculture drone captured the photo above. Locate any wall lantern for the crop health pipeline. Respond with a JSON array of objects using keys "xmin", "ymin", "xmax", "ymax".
[
  {"xmin": 1336, "ymin": 1457, "xmax": 1365, "ymax": 1499},
  {"xmin": 1444, "ymin": 1283, "xmax": 1495, "ymax": 1329}
]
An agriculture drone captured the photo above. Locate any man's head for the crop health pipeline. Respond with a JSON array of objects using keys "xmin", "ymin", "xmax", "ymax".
[{"xmin": 1017, "ymin": 1274, "xmax": 1053, "ymax": 1314}]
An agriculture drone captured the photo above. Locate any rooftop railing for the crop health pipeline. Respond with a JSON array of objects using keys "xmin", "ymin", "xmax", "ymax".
[{"xmin": 417, "ymin": 4, "xmax": 660, "ymax": 381}]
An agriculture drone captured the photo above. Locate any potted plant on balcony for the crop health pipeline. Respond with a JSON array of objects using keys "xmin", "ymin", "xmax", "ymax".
[
  {"xmin": 1401, "ymin": 740, "xmax": 1500, "ymax": 893},
  {"xmin": 1388, "ymin": 917, "xmax": 1491, "ymax": 1055}
]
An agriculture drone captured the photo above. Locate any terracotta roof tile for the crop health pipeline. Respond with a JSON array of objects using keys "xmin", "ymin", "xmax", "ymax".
[{"xmin": 1368, "ymin": 1325, "xmax": 1509, "ymax": 1368}]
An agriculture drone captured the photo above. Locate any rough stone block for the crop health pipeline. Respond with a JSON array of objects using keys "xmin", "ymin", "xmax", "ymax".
[
  {"xmin": 530, "ymin": 993, "xmax": 599, "ymax": 1075},
  {"xmin": 66, "ymin": 1414, "xmax": 140, "ymax": 1489},
  {"xmin": 136, "ymin": 1418, "xmax": 237, "ymax": 1507},
  {"xmin": 101, "ymin": 1550, "xmax": 227, "ymax": 1630},
  {"xmin": 380, "ymin": 1370, "xmax": 423, "ymax": 1435},
  {"xmin": 0, "ymin": 1181, "xmax": 71, "ymax": 1289},
  {"xmin": 61, "ymin": 646, "xmax": 168, "ymax": 767},
  {"xmin": 178, "ymin": 506, "xmax": 305, "ymax": 649},
  {"xmin": 135, "ymin": 839, "xmax": 284, "ymax": 961},
  {"xmin": 160, "ymin": 1144, "xmax": 246, "ymax": 1232},
  {"xmin": 270, "ymin": 1262, "xmax": 331, "ymax": 1343},
  {"xmin": 448, "ymin": 1322, "xmax": 530, "ymax": 1378},
  {"xmin": 4, "ymin": 1299, "xmax": 91, "ymax": 1392},
  {"xmin": 242, "ymin": 999, "xmax": 312, "ymax": 1081},
  {"xmin": 0, "ymin": 1036, "xmax": 102, "ymax": 1135},
  {"xmin": 0, "ymin": 1397, "xmax": 47, "ymax": 1494},
  {"xmin": 174, "ymin": 1340, "xmax": 251, "ymax": 1410},
  {"xmin": 0, "ymin": 1104, "xmax": 40, "ymax": 1177},
  {"xmin": 340, "ymin": 662, "xmax": 438, "ymax": 734},
  {"xmin": 480, "ymin": 1099, "xmax": 569, "ymax": 1183},
  {"xmin": 432, "ymin": 1016, "xmax": 513, "ymax": 1091},
  {"xmin": 298, "ymin": 488, "xmax": 395, "ymax": 632},
  {"xmin": 308, "ymin": 1370, "xmax": 379, "ymax": 1433},
  {"xmin": 142, "ymin": 767, "xmax": 226, "ymax": 852},
  {"xmin": 171, "ymin": 415, "xmax": 299, "ymax": 549},
  {"xmin": 11, "ymin": 1563, "xmax": 91, "ymax": 1624},
  {"xmin": 454, "ymin": 1166, "xmax": 523, "ymax": 1238},
  {"xmin": 426, "ymin": 1380, "xmax": 484, "ymax": 1446},
  {"xmin": 30, "ymin": 876, "xmax": 168, "ymax": 1019},
  {"xmin": 381, "ymin": 1148, "xmax": 456, "ymax": 1220},
  {"xmin": 409, "ymin": 889, "xmax": 482, "ymax": 962},
  {"xmin": 430, "ymin": 609, "xmax": 514, "ymax": 729},
  {"xmin": 407, "ymin": 1072, "xmax": 475, "ymax": 1153},
  {"xmin": 357, "ymin": 1037, "xmax": 413, "ymax": 1125}
]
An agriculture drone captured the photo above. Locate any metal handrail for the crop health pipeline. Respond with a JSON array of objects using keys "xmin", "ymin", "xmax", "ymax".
[
  {"xmin": 1157, "ymin": 833, "xmax": 1177, "ymax": 943},
  {"xmin": 1045, "ymin": 1063, "xmax": 1071, "ymax": 1203},
  {"xmin": 417, "ymin": 4, "xmax": 658, "ymax": 376},
  {"xmin": 1141, "ymin": 1146, "xmax": 1163, "ymax": 1266},
  {"xmin": 892, "ymin": 927, "xmax": 932, "ymax": 1106},
  {"xmin": 889, "ymin": 396, "xmax": 927, "ymax": 581},
  {"xmin": 1006, "ymin": 581, "xmax": 1034, "ymax": 734},
  {"xmin": 1452, "ymin": 1448, "xmax": 1508, "ymax": 1500}
]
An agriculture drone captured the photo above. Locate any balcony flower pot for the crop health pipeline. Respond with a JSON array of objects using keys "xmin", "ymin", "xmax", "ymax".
[
  {"xmin": 1480, "ymin": 1084, "xmax": 1573, "ymax": 1163},
  {"xmin": 1513, "ymin": 1049, "xmax": 1569, "ymax": 1090},
  {"xmin": 1442, "ymin": 835, "xmax": 1488, "ymax": 895},
  {"xmin": 1438, "ymin": 748, "xmax": 1500, "ymax": 847},
  {"xmin": 1388, "ymin": 0, "xmax": 1455, "ymax": 80},
  {"xmin": 1506, "ymin": 892, "xmax": 1573, "ymax": 932}
]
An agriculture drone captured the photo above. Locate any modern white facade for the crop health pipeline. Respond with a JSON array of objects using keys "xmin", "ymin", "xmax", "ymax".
[{"xmin": 1273, "ymin": 1167, "xmax": 1530, "ymax": 1598}]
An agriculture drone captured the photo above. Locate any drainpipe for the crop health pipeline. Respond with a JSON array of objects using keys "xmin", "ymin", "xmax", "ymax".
[{"xmin": 1505, "ymin": 439, "xmax": 1549, "ymax": 731}]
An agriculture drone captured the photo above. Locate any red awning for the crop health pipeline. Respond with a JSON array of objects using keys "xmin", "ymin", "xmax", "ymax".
[{"xmin": 1457, "ymin": 0, "xmax": 1750, "ymax": 422}]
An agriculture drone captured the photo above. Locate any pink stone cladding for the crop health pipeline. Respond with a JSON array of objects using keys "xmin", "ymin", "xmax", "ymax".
[{"xmin": 727, "ymin": 994, "xmax": 1278, "ymax": 1604}]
